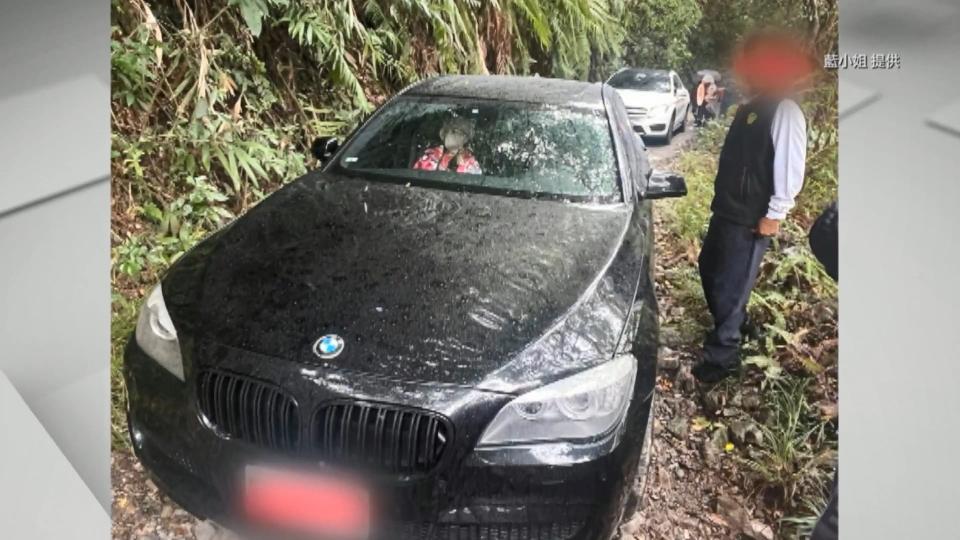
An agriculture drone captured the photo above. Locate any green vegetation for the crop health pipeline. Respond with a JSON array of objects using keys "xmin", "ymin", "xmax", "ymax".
[
  {"xmin": 111, "ymin": 294, "xmax": 139, "ymax": 446},
  {"xmin": 688, "ymin": 0, "xmax": 838, "ymax": 71}
]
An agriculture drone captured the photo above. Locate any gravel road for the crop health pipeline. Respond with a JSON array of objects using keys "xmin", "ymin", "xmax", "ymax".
[{"xmin": 645, "ymin": 111, "xmax": 698, "ymax": 168}]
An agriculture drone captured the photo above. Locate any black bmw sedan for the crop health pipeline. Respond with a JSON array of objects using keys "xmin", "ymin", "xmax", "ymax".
[{"xmin": 124, "ymin": 75, "xmax": 686, "ymax": 540}]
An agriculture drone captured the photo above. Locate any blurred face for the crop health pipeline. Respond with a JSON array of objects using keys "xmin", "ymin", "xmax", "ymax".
[
  {"xmin": 733, "ymin": 34, "xmax": 814, "ymax": 97},
  {"xmin": 442, "ymin": 125, "xmax": 469, "ymax": 151}
]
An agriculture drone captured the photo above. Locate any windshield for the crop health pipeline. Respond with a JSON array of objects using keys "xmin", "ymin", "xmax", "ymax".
[
  {"xmin": 608, "ymin": 70, "xmax": 671, "ymax": 92},
  {"xmin": 334, "ymin": 96, "xmax": 621, "ymax": 202}
]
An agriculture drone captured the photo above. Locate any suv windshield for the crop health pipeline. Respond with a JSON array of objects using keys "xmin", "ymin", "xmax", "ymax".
[
  {"xmin": 334, "ymin": 96, "xmax": 621, "ymax": 202},
  {"xmin": 608, "ymin": 70, "xmax": 671, "ymax": 93}
]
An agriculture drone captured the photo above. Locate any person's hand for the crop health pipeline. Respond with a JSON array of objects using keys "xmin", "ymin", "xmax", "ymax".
[{"xmin": 755, "ymin": 217, "xmax": 781, "ymax": 237}]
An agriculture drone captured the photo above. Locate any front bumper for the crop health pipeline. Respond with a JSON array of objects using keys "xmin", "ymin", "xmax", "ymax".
[
  {"xmin": 625, "ymin": 111, "xmax": 672, "ymax": 137},
  {"xmin": 124, "ymin": 338, "xmax": 653, "ymax": 540}
]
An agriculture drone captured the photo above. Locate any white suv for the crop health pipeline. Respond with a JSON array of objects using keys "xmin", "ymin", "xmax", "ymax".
[{"xmin": 607, "ymin": 68, "xmax": 690, "ymax": 144}]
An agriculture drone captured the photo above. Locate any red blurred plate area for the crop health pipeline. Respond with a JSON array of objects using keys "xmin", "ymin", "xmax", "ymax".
[{"xmin": 243, "ymin": 465, "xmax": 370, "ymax": 539}]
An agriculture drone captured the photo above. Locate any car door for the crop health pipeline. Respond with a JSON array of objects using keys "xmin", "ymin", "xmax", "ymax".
[
  {"xmin": 601, "ymin": 83, "xmax": 655, "ymax": 347},
  {"xmin": 671, "ymin": 73, "xmax": 689, "ymax": 125}
]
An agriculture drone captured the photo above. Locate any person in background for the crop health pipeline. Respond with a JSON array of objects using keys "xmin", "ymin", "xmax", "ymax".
[
  {"xmin": 412, "ymin": 116, "xmax": 482, "ymax": 174},
  {"xmin": 808, "ymin": 201, "xmax": 838, "ymax": 540},
  {"xmin": 693, "ymin": 30, "xmax": 815, "ymax": 383},
  {"xmin": 694, "ymin": 74, "xmax": 717, "ymax": 127},
  {"xmin": 705, "ymin": 78, "xmax": 722, "ymax": 121},
  {"xmin": 809, "ymin": 201, "xmax": 838, "ymax": 280}
]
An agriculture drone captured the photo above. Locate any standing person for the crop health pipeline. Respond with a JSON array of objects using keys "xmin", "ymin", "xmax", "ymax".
[
  {"xmin": 809, "ymin": 201, "xmax": 838, "ymax": 540},
  {"xmin": 704, "ymin": 78, "xmax": 721, "ymax": 121},
  {"xmin": 694, "ymin": 74, "xmax": 713, "ymax": 127},
  {"xmin": 693, "ymin": 31, "xmax": 814, "ymax": 383},
  {"xmin": 694, "ymin": 76, "xmax": 706, "ymax": 127}
]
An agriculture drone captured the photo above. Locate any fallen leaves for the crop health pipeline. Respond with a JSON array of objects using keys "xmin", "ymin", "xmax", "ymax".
[
  {"xmin": 818, "ymin": 401, "xmax": 839, "ymax": 420},
  {"xmin": 691, "ymin": 416, "xmax": 712, "ymax": 432},
  {"xmin": 744, "ymin": 355, "xmax": 783, "ymax": 380},
  {"xmin": 716, "ymin": 495, "xmax": 775, "ymax": 540}
]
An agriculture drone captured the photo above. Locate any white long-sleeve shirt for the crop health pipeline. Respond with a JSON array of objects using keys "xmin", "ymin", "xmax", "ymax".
[{"xmin": 767, "ymin": 99, "xmax": 807, "ymax": 220}]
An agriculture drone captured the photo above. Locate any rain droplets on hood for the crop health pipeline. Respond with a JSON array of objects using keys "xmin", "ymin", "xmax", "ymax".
[{"xmin": 187, "ymin": 173, "xmax": 634, "ymax": 389}]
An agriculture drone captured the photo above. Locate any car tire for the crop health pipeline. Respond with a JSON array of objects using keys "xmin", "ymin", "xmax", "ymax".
[
  {"xmin": 608, "ymin": 393, "xmax": 657, "ymax": 540},
  {"xmin": 677, "ymin": 106, "xmax": 688, "ymax": 133},
  {"xmin": 663, "ymin": 113, "xmax": 675, "ymax": 145}
]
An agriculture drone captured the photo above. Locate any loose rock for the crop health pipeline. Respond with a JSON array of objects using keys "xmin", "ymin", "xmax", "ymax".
[
  {"xmin": 657, "ymin": 348, "xmax": 680, "ymax": 371},
  {"xmin": 742, "ymin": 391, "xmax": 762, "ymax": 410},
  {"xmin": 729, "ymin": 420, "xmax": 763, "ymax": 447},
  {"xmin": 619, "ymin": 514, "xmax": 645, "ymax": 536},
  {"xmin": 666, "ymin": 416, "xmax": 689, "ymax": 439},
  {"xmin": 675, "ymin": 366, "xmax": 696, "ymax": 393},
  {"xmin": 746, "ymin": 519, "xmax": 775, "ymax": 540},
  {"xmin": 703, "ymin": 388, "xmax": 726, "ymax": 412}
]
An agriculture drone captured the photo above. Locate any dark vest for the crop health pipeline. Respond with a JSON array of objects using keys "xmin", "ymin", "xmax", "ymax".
[{"xmin": 710, "ymin": 98, "xmax": 781, "ymax": 226}]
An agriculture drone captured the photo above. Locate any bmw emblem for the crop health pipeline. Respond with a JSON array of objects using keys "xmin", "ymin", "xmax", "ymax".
[{"xmin": 313, "ymin": 334, "xmax": 345, "ymax": 360}]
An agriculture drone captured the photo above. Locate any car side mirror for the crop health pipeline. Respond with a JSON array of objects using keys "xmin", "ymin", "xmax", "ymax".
[
  {"xmin": 311, "ymin": 136, "xmax": 340, "ymax": 164},
  {"xmin": 644, "ymin": 171, "xmax": 687, "ymax": 199},
  {"xmin": 634, "ymin": 132, "xmax": 647, "ymax": 150}
]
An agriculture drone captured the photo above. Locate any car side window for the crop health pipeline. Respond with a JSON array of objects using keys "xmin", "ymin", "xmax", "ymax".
[
  {"xmin": 672, "ymin": 74, "xmax": 683, "ymax": 92},
  {"xmin": 603, "ymin": 87, "xmax": 648, "ymax": 199}
]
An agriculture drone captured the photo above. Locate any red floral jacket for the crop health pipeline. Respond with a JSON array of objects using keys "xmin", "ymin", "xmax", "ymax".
[{"xmin": 412, "ymin": 146, "xmax": 482, "ymax": 175}]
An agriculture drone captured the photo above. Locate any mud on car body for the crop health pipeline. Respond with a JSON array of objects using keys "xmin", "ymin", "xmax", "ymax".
[{"xmin": 124, "ymin": 75, "xmax": 686, "ymax": 540}]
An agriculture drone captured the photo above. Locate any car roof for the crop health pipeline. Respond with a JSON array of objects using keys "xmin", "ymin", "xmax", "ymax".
[
  {"xmin": 616, "ymin": 68, "xmax": 671, "ymax": 76},
  {"xmin": 404, "ymin": 75, "xmax": 606, "ymax": 110}
]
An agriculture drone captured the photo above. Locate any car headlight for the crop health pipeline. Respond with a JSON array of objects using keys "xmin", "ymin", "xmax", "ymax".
[
  {"xmin": 477, "ymin": 354, "xmax": 637, "ymax": 446},
  {"xmin": 135, "ymin": 284, "xmax": 185, "ymax": 381},
  {"xmin": 650, "ymin": 104, "xmax": 671, "ymax": 117}
]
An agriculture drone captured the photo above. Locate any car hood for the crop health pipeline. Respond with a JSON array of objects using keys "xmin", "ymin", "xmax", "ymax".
[
  {"xmin": 615, "ymin": 89, "xmax": 674, "ymax": 108},
  {"xmin": 163, "ymin": 173, "xmax": 634, "ymax": 392}
]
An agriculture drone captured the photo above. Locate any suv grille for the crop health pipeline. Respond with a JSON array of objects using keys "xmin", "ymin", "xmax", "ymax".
[
  {"xmin": 312, "ymin": 402, "xmax": 450, "ymax": 475},
  {"xmin": 197, "ymin": 370, "xmax": 299, "ymax": 452},
  {"xmin": 195, "ymin": 371, "xmax": 452, "ymax": 474}
]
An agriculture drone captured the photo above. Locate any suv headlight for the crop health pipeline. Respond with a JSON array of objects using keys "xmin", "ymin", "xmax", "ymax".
[
  {"xmin": 650, "ymin": 104, "xmax": 671, "ymax": 117},
  {"xmin": 477, "ymin": 354, "xmax": 637, "ymax": 446},
  {"xmin": 135, "ymin": 284, "xmax": 185, "ymax": 381}
]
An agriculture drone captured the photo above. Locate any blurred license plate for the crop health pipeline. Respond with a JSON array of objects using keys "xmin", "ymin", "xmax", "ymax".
[{"xmin": 244, "ymin": 465, "xmax": 370, "ymax": 538}]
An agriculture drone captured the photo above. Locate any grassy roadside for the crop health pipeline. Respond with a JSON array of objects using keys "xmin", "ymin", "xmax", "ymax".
[
  {"xmin": 111, "ymin": 294, "xmax": 138, "ymax": 448},
  {"xmin": 658, "ymin": 118, "xmax": 838, "ymax": 537}
]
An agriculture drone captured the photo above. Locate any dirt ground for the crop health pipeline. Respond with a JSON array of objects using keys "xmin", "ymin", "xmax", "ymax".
[
  {"xmin": 645, "ymin": 121, "xmax": 697, "ymax": 167},
  {"xmin": 617, "ymin": 215, "xmax": 775, "ymax": 540},
  {"xmin": 111, "ymin": 123, "xmax": 780, "ymax": 540}
]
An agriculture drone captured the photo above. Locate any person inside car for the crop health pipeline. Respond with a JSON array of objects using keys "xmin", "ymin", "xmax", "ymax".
[{"xmin": 412, "ymin": 116, "xmax": 482, "ymax": 174}]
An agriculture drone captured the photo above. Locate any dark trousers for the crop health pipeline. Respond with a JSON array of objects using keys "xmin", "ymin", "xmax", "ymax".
[
  {"xmin": 697, "ymin": 215, "xmax": 770, "ymax": 367},
  {"xmin": 695, "ymin": 103, "xmax": 715, "ymax": 126},
  {"xmin": 811, "ymin": 471, "xmax": 839, "ymax": 540}
]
